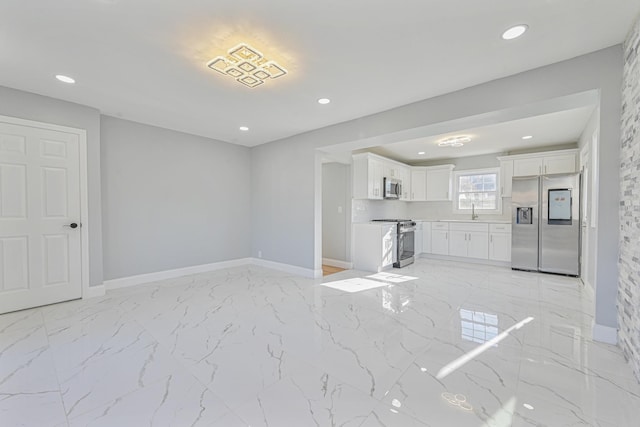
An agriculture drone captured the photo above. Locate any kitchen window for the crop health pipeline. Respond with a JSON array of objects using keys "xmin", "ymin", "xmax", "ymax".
[{"xmin": 453, "ymin": 168, "xmax": 501, "ymax": 215}]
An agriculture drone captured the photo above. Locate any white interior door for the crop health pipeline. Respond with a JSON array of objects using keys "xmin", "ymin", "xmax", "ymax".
[{"xmin": 0, "ymin": 121, "xmax": 82, "ymax": 314}]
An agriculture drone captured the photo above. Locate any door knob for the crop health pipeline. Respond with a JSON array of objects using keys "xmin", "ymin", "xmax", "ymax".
[{"xmin": 65, "ymin": 223, "xmax": 80, "ymax": 229}]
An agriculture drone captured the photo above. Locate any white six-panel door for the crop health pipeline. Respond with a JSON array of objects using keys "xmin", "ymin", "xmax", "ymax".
[{"xmin": 0, "ymin": 121, "xmax": 82, "ymax": 314}]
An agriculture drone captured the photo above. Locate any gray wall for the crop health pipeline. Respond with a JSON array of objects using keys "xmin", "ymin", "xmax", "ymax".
[
  {"xmin": 322, "ymin": 163, "xmax": 350, "ymax": 262},
  {"xmin": 101, "ymin": 116, "xmax": 251, "ymax": 280},
  {"xmin": 251, "ymin": 45, "xmax": 622, "ymax": 333},
  {"xmin": 618, "ymin": 17, "xmax": 640, "ymax": 381},
  {"xmin": 251, "ymin": 139, "xmax": 316, "ymax": 269},
  {"xmin": 0, "ymin": 85, "xmax": 104, "ymax": 287}
]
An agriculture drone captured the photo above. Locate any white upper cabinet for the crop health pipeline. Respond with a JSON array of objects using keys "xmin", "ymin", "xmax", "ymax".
[
  {"xmin": 543, "ymin": 153, "xmax": 577, "ymax": 175},
  {"xmin": 499, "ymin": 159, "xmax": 513, "ymax": 197},
  {"xmin": 383, "ymin": 161, "xmax": 404, "ymax": 179},
  {"xmin": 410, "ymin": 169, "xmax": 427, "ymax": 201},
  {"xmin": 353, "ymin": 153, "xmax": 454, "ymax": 202},
  {"xmin": 507, "ymin": 149, "xmax": 578, "ymax": 178},
  {"xmin": 352, "ymin": 153, "xmax": 383, "ymax": 199},
  {"xmin": 370, "ymin": 158, "xmax": 383, "ymax": 198},
  {"xmin": 397, "ymin": 165, "xmax": 410, "ymax": 200},
  {"xmin": 513, "ymin": 157, "xmax": 543, "ymax": 177},
  {"xmin": 426, "ymin": 165, "xmax": 454, "ymax": 201}
]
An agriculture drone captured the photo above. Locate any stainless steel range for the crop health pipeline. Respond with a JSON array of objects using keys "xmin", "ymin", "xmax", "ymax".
[{"xmin": 371, "ymin": 219, "xmax": 416, "ymax": 268}]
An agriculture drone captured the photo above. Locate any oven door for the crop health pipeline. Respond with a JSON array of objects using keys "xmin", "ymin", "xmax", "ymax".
[{"xmin": 394, "ymin": 230, "xmax": 415, "ymax": 267}]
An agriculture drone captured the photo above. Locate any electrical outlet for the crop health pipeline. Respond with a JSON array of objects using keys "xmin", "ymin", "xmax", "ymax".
[
  {"xmin": 337, "ymin": 206, "xmax": 343, "ymax": 213},
  {"xmin": 258, "ymin": 250, "xmax": 262, "ymax": 258}
]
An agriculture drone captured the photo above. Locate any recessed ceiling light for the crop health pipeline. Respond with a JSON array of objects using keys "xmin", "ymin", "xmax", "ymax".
[
  {"xmin": 318, "ymin": 98, "xmax": 331, "ymax": 105},
  {"xmin": 55, "ymin": 75, "xmax": 75, "ymax": 84},
  {"xmin": 523, "ymin": 403, "xmax": 534, "ymax": 410},
  {"xmin": 502, "ymin": 24, "xmax": 528, "ymax": 40},
  {"xmin": 522, "ymin": 135, "xmax": 533, "ymax": 140},
  {"xmin": 239, "ymin": 126, "xmax": 249, "ymax": 131},
  {"xmin": 418, "ymin": 151, "xmax": 425, "ymax": 155}
]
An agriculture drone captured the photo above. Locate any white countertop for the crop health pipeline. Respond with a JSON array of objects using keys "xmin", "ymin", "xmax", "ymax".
[
  {"xmin": 356, "ymin": 219, "xmax": 511, "ymax": 225},
  {"xmin": 412, "ymin": 219, "xmax": 511, "ymax": 224}
]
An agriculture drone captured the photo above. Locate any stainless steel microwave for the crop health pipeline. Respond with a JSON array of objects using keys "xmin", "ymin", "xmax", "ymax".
[{"xmin": 384, "ymin": 177, "xmax": 402, "ymax": 199}]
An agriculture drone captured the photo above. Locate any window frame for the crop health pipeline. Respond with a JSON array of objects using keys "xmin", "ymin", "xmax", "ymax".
[{"xmin": 452, "ymin": 167, "xmax": 502, "ymax": 215}]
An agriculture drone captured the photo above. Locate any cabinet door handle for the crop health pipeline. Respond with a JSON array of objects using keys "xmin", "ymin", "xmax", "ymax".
[
  {"xmin": 501, "ymin": 186, "xmax": 504, "ymax": 195},
  {"xmin": 464, "ymin": 233, "xmax": 467, "ymax": 241},
  {"xmin": 469, "ymin": 233, "xmax": 471, "ymax": 241},
  {"xmin": 545, "ymin": 165, "xmax": 547, "ymax": 174},
  {"xmin": 490, "ymin": 235, "xmax": 493, "ymax": 243}
]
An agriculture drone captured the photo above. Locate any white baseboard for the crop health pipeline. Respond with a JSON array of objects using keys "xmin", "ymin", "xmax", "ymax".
[
  {"xmin": 103, "ymin": 257, "xmax": 323, "ymax": 291},
  {"xmin": 322, "ymin": 258, "xmax": 353, "ymax": 269},
  {"xmin": 593, "ymin": 322, "xmax": 618, "ymax": 345},
  {"xmin": 104, "ymin": 258, "xmax": 253, "ymax": 290},
  {"xmin": 250, "ymin": 258, "xmax": 322, "ymax": 279},
  {"xmin": 83, "ymin": 284, "xmax": 105, "ymax": 299}
]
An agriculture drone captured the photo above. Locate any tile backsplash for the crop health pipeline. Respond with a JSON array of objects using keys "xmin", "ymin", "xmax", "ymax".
[
  {"xmin": 352, "ymin": 199, "xmax": 409, "ymax": 222},
  {"xmin": 352, "ymin": 199, "xmax": 512, "ymax": 222}
]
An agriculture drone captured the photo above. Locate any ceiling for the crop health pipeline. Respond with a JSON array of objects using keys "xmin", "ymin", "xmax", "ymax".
[
  {"xmin": 1, "ymin": 1, "xmax": 637, "ymax": 147},
  {"xmin": 369, "ymin": 105, "xmax": 596, "ymax": 164}
]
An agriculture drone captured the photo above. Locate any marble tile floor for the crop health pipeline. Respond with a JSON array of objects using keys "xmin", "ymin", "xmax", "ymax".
[{"xmin": 1, "ymin": 258, "xmax": 639, "ymax": 426}]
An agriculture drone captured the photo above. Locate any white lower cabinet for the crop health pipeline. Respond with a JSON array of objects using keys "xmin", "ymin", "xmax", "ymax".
[
  {"xmin": 414, "ymin": 222, "xmax": 423, "ymax": 255},
  {"xmin": 352, "ymin": 223, "xmax": 397, "ymax": 272},
  {"xmin": 431, "ymin": 222, "xmax": 449, "ymax": 255},
  {"xmin": 449, "ymin": 230, "xmax": 468, "ymax": 258},
  {"xmin": 489, "ymin": 223, "xmax": 511, "ymax": 262},
  {"xmin": 410, "ymin": 169, "xmax": 427, "ymax": 201},
  {"xmin": 421, "ymin": 222, "xmax": 432, "ymax": 254},
  {"xmin": 448, "ymin": 223, "xmax": 489, "ymax": 259},
  {"xmin": 467, "ymin": 231, "xmax": 489, "ymax": 259}
]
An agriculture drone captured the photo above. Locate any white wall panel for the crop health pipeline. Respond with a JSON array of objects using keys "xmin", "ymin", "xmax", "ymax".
[
  {"xmin": 43, "ymin": 234, "xmax": 69, "ymax": 286},
  {"xmin": 0, "ymin": 133, "xmax": 26, "ymax": 155},
  {"xmin": 42, "ymin": 167, "xmax": 67, "ymax": 217},
  {"xmin": 0, "ymin": 237, "xmax": 28, "ymax": 291},
  {"xmin": 0, "ymin": 164, "xmax": 27, "ymax": 218},
  {"xmin": 40, "ymin": 138, "xmax": 67, "ymax": 159}
]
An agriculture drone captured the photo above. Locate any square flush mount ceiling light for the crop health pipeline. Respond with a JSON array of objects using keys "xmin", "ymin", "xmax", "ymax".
[
  {"xmin": 438, "ymin": 136, "xmax": 471, "ymax": 147},
  {"xmin": 207, "ymin": 43, "xmax": 287, "ymax": 88}
]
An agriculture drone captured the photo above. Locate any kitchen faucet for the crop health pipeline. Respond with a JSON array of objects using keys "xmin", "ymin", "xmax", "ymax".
[{"xmin": 471, "ymin": 203, "xmax": 478, "ymax": 220}]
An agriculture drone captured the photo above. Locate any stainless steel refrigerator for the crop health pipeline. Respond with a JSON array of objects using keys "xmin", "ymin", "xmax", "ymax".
[{"xmin": 511, "ymin": 173, "xmax": 581, "ymax": 276}]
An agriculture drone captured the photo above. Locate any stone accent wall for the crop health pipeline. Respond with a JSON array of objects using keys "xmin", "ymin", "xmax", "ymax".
[{"xmin": 619, "ymin": 16, "xmax": 640, "ymax": 381}]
